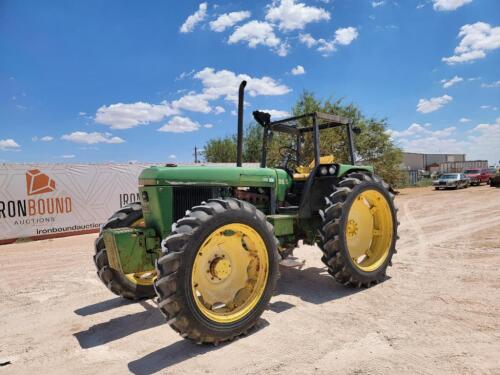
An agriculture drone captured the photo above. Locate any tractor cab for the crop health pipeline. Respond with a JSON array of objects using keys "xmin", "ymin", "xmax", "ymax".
[
  {"xmin": 252, "ymin": 110, "xmax": 360, "ymax": 174},
  {"xmin": 251, "ymin": 109, "xmax": 369, "ymax": 216}
]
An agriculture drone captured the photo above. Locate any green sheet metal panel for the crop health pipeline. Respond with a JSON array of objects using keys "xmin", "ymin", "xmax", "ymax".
[
  {"xmin": 336, "ymin": 164, "xmax": 374, "ymax": 177},
  {"xmin": 140, "ymin": 185, "xmax": 173, "ymax": 238},
  {"xmin": 267, "ymin": 214, "xmax": 295, "ymax": 236},
  {"xmin": 140, "ymin": 166, "xmax": 277, "ymax": 187},
  {"xmin": 103, "ymin": 227, "xmax": 160, "ymax": 274}
]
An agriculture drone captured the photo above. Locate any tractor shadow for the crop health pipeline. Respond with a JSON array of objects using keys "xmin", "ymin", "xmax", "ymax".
[
  {"xmin": 127, "ymin": 320, "xmax": 269, "ymax": 375},
  {"xmin": 75, "ymin": 266, "xmax": 387, "ymax": 372},
  {"xmin": 126, "ymin": 266, "xmax": 386, "ymax": 374},
  {"xmin": 74, "ymin": 301, "xmax": 163, "ymax": 349},
  {"xmin": 74, "ymin": 297, "xmax": 135, "ymax": 316},
  {"xmin": 276, "ymin": 265, "xmax": 363, "ymax": 304}
]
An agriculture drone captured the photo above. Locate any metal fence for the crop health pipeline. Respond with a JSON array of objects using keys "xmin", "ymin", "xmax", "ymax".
[{"xmin": 406, "ymin": 170, "xmax": 419, "ymax": 185}]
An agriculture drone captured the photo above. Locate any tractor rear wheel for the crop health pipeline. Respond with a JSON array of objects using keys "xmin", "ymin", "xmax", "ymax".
[
  {"xmin": 94, "ymin": 203, "xmax": 156, "ymax": 300},
  {"xmin": 155, "ymin": 198, "xmax": 280, "ymax": 344},
  {"xmin": 319, "ymin": 173, "xmax": 398, "ymax": 287}
]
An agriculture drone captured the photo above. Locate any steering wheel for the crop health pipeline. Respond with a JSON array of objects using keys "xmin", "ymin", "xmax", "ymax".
[
  {"xmin": 278, "ymin": 146, "xmax": 298, "ymax": 176},
  {"xmin": 279, "ymin": 146, "xmax": 297, "ymax": 160}
]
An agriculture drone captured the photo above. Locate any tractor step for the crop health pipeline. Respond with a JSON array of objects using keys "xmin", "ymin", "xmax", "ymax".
[{"xmin": 279, "ymin": 256, "xmax": 305, "ymax": 269}]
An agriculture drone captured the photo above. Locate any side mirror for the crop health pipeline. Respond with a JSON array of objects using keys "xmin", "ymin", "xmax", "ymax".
[{"xmin": 352, "ymin": 126, "xmax": 362, "ymax": 135}]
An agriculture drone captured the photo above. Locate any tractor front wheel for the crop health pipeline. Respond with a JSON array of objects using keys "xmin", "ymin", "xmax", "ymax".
[
  {"xmin": 155, "ymin": 198, "xmax": 280, "ymax": 344},
  {"xmin": 320, "ymin": 173, "xmax": 398, "ymax": 287},
  {"xmin": 94, "ymin": 203, "xmax": 156, "ymax": 300}
]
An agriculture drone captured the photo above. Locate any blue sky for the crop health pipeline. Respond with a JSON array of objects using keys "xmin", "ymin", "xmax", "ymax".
[{"xmin": 1, "ymin": 0, "xmax": 499, "ymax": 164}]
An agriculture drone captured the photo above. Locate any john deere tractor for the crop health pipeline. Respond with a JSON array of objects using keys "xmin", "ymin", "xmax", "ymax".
[{"xmin": 94, "ymin": 81, "xmax": 398, "ymax": 344}]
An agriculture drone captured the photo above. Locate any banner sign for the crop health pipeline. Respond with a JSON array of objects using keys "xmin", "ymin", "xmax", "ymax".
[{"xmin": 0, "ymin": 164, "xmax": 152, "ymax": 244}]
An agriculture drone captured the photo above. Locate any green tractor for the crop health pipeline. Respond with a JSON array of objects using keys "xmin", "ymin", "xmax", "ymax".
[{"xmin": 94, "ymin": 81, "xmax": 398, "ymax": 344}]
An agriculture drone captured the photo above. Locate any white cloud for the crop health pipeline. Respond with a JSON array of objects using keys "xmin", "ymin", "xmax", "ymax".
[
  {"xmin": 180, "ymin": 2, "xmax": 208, "ymax": 33},
  {"xmin": 61, "ymin": 154, "xmax": 75, "ymax": 159},
  {"xmin": 78, "ymin": 112, "xmax": 86, "ymax": 116},
  {"xmin": 388, "ymin": 124, "xmax": 465, "ymax": 154},
  {"xmin": 443, "ymin": 22, "xmax": 500, "ymax": 64},
  {"xmin": 204, "ymin": 123, "xmax": 214, "ymax": 128},
  {"xmin": 441, "ymin": 75, "xmax": 463, "ymax": 88},
  {"xmin": 299, "ymin": 27, "xmax": 358, "ymax": 55},
  {"xmin": 480, "ymin": 105, "xmax": 498, "ymax": 110},
  {"xmin": 0, "ymin": 139, "xmax": 20, "ymax": 151},
  {"xmin": 95, "ymin": 68, "xmax": 289, "ymax": 129},
  {"xmin": 228, "ymin": 21, "xmax": 286, "ymax": 55},
  {"xmin": 175, "ymin": 69, "xmax": 195, "ymax": 81},
  {"xmin": 265, "ymin": 0, "xmax": 330, "ymax": 32},
  {"xmin": 158, "ymin": 116, "xmax": 200, "ymax": 133},
  {"xmin": 209, "ymin": 11, "xmax": 251, "ymax": 32},
  {"xmin": 481, "ymin": 80, "xmax": 500, "ymax": 88},
  {"xmin": 334, "ymin": 27, "xmax": 359, "ymax": 45},
  {"xmin": 169, "ymin": 154, "xmax": 177, "ymax": 159},
  {"xmin": 61, "ymin": 131, "xmax": 125, "ymax": 144},
  {"xmin": 95, "ymin": 101, "xmax": 178, "ymax": 129},
  {"xmin": 172, "ymin": 92, "xmax": 212, "ymax": 113},
  {"xmin": 299, "ymin": 33, "xmax": 317, "ymax": 48},
  {"xmin": 416, "ymin": 95, "xmax": 453, "ymax": 113},
  {"xmin": 459, "ymin": 117, "xmax": 471, "ymax": 123},
  {"xmin": 32, "ymin": 136, "xmax": 52, "ymax": 142},
  {"xmin": 389, "ymin": 123, "xmax": 456, "ymax": 139},
  {"xmin": 372, "ymin": 1, "xmax": 385, "ymax": 8},
  {"xmin": 260, "ymin": 109, "xmax": 291, "ymax": 119},
  {"xmin": 193, "ymin": 67, "xmax": 291, "ymax": 103},
  {"xmin": 467, "ymin": 118, "xmax": 500, "ymax": 163},
  {"xmin": 389, "ymin": 119, "xmax": 500, "ymax": 163},
  {"xmin": 275, "ymin": 41, "xmax": 291, "ymax": 57},
  {"xmin": 291, "ymin": 65, "xmax": 305, "ymax": 75},
  {"xmin": 214, "ymin": 105, "xmax": 225, "ymax": 114},
  {"xmin": 432, "ymin": 0, "xmax": 472, "ymax": 11}
]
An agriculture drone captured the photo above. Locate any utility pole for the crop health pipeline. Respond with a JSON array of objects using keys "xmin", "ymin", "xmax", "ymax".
[{"xmin": 194, "ymin": 146, "xmax": 199, "ymax": 164}]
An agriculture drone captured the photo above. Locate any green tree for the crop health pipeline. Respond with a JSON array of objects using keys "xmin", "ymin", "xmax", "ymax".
[
  {"xmin": 203, "ymin": 124, "xmax": 262, "ymax": 163},
  {"xmin": 203, "ymin": 136, "xmax": 237, "ymax": 163},
  {"xmin": 203, "ymin": 91, "xmax": 403, "ymax": 185}
]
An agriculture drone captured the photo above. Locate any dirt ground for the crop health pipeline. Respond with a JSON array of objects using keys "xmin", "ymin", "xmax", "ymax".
[{"xmin": 1, "ymin": 185, "xmax": 499, "ymax": 375}]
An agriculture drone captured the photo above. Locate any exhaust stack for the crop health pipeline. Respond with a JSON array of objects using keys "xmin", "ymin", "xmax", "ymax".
[{"xmin": 236, "ymin": 80, "xmax": 247, "ymax": 167}]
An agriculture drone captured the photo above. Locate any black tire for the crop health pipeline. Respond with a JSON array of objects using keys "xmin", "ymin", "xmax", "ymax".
[
  {"xmin": 319, "ymin": 172, "xmax": 398, "ymax": 287},
  {"xmin": 93, "ymin": 203, "xmax": 156, "ymax": 300},
  {"xmin": 155, "ymin": 198, "xmax": 280, "ymax": 344}
]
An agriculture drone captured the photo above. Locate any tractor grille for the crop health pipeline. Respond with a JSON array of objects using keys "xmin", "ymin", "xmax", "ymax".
[{"xmin": 172, "ymin": 186, "xmax": 229, "ymax": 222}]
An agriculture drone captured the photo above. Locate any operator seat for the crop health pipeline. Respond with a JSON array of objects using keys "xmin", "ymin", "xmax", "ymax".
[{"xmin": 293, "ymin": 155, "xmax": 336, "ymax": 181}]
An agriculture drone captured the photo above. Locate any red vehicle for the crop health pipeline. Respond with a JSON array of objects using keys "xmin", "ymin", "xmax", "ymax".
[{"xmin": 464, "ymin": 168, "xmax": 496, "ymax": 186}]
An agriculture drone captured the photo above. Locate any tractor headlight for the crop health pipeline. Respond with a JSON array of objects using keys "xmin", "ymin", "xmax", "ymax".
[
  {"xmin": 328, "ymin": 166, "xmax": 336, "ymax": 175},
  {"xmin": 320, "ymin": 167, "xmax": 328, "ymax": 175}
]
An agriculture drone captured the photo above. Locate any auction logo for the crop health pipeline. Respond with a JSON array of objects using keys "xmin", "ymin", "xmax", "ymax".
[
  {"xmin": 0, "ymin": 169, "xmax": 72, "ymax": 222},
  {"xmin": 26, "ymin": 169, "xmax": 56, "ymax": 195}
]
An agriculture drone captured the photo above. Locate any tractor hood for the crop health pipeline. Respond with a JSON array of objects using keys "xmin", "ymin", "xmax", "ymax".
[{"xmin": 139, "ymin": 166, "xmax": 292, "ymax": 200}]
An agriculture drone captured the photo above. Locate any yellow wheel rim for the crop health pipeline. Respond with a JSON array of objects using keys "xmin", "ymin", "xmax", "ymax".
[
  {"xmin": 191, "ymin": 223, "xmax": 269, "ymax": 324},
  {"xmin": 345, "ymin": 189, "xmax": 393, "ymax": 272},
  {"xmin": 124, "ymin": 217, "xmax": 156, "ymax": 286},
  {"xmin": 124, "ymin": 271, "xmax": 157, "ymax": 286}
]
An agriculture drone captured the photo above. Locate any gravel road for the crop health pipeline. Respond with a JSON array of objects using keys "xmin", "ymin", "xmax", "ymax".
[{"xmin": 1, "ymin": 185, "xmax": 499, "ymax": 375}]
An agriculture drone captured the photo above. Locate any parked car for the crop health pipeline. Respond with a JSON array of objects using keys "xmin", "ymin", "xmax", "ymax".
[
  {"xmin": 433, "ymin": 173, "xmax": 469, "ymax": 190},
  {"xmin": 490, "ymin": 169, "xmax": 500, "ymax": 187},
  {"xmin": 464, "ymin": 168, "xmax": 496, "ymax": 186}
]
